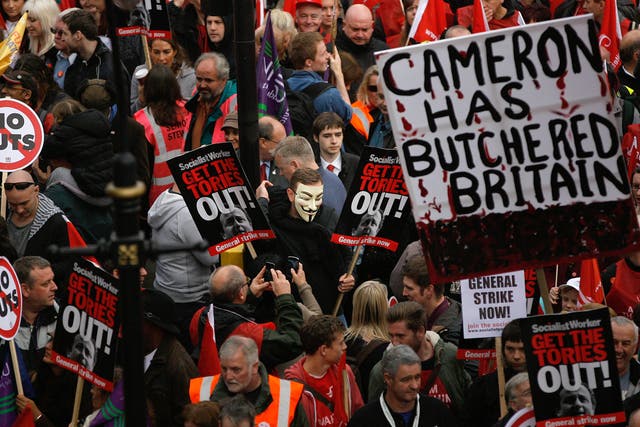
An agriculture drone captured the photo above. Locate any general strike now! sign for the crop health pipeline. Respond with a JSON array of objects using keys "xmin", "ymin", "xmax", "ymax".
[{"xmin": 376, "ymin": 15, "xmax": 640, "ymax": 282}]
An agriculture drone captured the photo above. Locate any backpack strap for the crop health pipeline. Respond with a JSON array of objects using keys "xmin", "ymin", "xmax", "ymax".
[
  {"xmin": 301, "ymin": 82, "xmax": 333, "ymax": 99},
  {"xmin": 303, "ymin": 384, "xmax": 335, "ymax": 412}
]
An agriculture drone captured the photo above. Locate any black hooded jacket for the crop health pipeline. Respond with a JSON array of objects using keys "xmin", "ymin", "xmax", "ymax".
[{"xmin": 44, "ymin": 109, "xmax": 114, "ymax": 197}]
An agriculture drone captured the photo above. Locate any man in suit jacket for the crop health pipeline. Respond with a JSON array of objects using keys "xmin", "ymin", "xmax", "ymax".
[
  {"xmin": 258, "ymin": 115, "xmax": 289, "ymax": 187},
  {"xmin": 313, "ymin": 112, "xmax": 359, "ymax": 191}
]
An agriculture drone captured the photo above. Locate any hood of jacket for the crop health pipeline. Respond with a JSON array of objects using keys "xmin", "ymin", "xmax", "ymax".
[{"xmin": 147, "ymin": 189, "xmax": 186, "ymax": 230}]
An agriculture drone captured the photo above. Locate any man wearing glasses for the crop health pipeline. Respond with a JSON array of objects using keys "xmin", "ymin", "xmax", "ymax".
[
  {"xmin": 51, "ymin": 8, "xmax": 78, "ymax": 89},
  {"xmin": 5, "ymin": 170, "xmax": 85, "ymax": 297}
]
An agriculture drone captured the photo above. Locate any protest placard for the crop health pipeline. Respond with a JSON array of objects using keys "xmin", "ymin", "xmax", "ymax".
[
  {"xmin": 331, "ymin": 147, "xmax": 412, "ymax": 251},
  {"xmin": 168, "ymin": 143, "xmax": 275, "ymax": 255},
  {"xmin": 376, "ymin": 15, "xmax": 640, "ymax": 283},
  {"xmin": 51, "ymin": 259, "xmax": 120, "ymax": 391},
  {"xmin": 461, "ymin": 271, "xmax": 526, "ymax": 339},
  {"xmin": 521, "ymin": 308, "xmax": 624, "ymax": 426},
  {"xmin": 0, "ymin": 257, "xmax": 21, "ymax": 341}
]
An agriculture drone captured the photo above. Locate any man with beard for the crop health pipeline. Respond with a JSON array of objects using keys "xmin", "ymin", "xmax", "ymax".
[
  {"xmin": 184, "ymin": 52, "xmax": 237, "ymax": 150},
  {"xmin": 205, "ymin": 336, "xmax": 309, "ymax": 426}
]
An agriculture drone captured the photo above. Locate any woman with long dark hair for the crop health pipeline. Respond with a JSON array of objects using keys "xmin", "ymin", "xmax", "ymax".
[
  {"xmin": 130, "ymin": 37, "xmax": 195, "ymax": 113},
  {"xmin": 133, "ymin": 64, "xmax": 189, "ymax": 206}
]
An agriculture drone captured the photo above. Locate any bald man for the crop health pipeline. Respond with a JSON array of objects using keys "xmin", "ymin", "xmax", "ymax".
[
  {"xmin": 5, "ymin": 170, "xmax": 85, "ymax": 295},
  {"xmin": 258, "ymin": 115, "xmax": 288, "ymax": 185},
  {"xmin": 189, "ymin": 264, "xmax": 303, "ymax": 375},
  {"xmin": 619, "ymin": 29, "xmax": 640, "ymax": 93},
  {"xmin": 335, "ymin": 4, "xmax": 388, "ymax": 98}
]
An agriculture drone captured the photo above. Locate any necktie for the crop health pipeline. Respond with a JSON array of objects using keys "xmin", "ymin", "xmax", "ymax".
[
  {"xmin": 260, "ymin": 163, "xmax": 267, "ymax": 181},
  {"xmin": 327, "ymin": 164, "xmax": 336, "ymax": 173}
]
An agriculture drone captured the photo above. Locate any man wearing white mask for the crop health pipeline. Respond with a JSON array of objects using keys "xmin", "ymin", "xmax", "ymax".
[{"xmin": 265, "ymin": 167, "xmax": 355, "ymax": 316}]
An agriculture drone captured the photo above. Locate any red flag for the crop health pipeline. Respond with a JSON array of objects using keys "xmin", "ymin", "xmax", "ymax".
[
  {"xmin": 622, "ymin": 126, "xmax": 640, "ymax": 178},
  {"xmin": 408, "ymin": 0, "xmax": 450, "ymax": 43},
  {"xmin": 579, "ymin": 258, "xmax": 604, "ymax": 305},
  {"xmin": 256, "ymin": 0, "xmax": 265, "ymax": 28},
  {"xmin": 283, "ymin": 0, "xmax": 296, "ymax": 17},
  {"xmin": 600, "ymin": 0, "xmax": 622, "ymax": 70},
  {"xmin": 190, "ymin": 306, "xmax": 221, "ymax": 376},
  {"xmin": 472, "ymin": 0, "xmax": 489, "ymax": 33},
  {"xmin": 12, "ymin": 406, "xmax": 35, "ymax": 427}
]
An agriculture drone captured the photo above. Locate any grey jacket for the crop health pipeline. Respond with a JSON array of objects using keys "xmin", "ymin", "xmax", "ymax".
[{"xmin": 147, "ymin": 189, "xmax": 218, "ymax": 303}]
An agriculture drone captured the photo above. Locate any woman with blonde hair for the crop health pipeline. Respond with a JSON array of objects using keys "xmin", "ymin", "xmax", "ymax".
[
  {"xmin": 22, "ymin": 0, "xmax": 59, "ymax": 65},
  {"xmin": 254, "ymin": 8, "xmax": 297, "ymax": 66},
  {"xmin": 345, "ymin": 280, "xmax": 390, "ymax": 401}
]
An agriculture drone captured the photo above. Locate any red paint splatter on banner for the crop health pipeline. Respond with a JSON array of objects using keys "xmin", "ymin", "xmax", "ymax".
[
  {"xmin": 446, "ymin": 186, "xmax": 458, "ymax": 221},
  {"xmin": 418, "ymin": 179, "xmax": 429, "ymax": 197},
  {"xmin": 598, "ymin": 75, "xmax": 607, "ymax": 97},
  {"xmin": 533, "ymin": 80, "xmax": 540, "ymax": 89},
  {"xmin": 396, "ymin": 100, "xmax": 406, "ymax": 112},
  {"xmin": 556, "ymin": 71, "xmax": 567, "ymax": 90},
  {"xmin": 474, "ymin": 114, "xmax": 481, "ymax": 124},
  {"xmin": 561, "ymin": 97, "xmax": 569, "ymax": 109},
  {"xmin": 402, "ymin": 117, "xmax": 412, "ymax": 131},
  {"xmin": 442, "ymin": 170, "xmax": 448, "ymax": 182},
  {"xmin": 455, "ymin": 90, "xmax": 463, "ymax": 99}
]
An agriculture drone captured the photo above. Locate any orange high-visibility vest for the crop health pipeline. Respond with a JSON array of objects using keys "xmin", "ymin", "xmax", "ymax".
[
  {"xmin": 350, "ymin": 100, "xmax": 374, "ymax": 139},
  {"xmin": 189, "ymin": 375, "xmax": 304, "ymax": 427},
  {"xmin": 134, "ymin": 103, "xmax": 188, "ymax": 206}
]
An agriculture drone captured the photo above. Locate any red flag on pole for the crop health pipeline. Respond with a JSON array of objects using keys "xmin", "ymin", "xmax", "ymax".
[
  {"xmin": 578, "ymin": 258, "xmax": 604, "ymax": 305},
  {"xmin": 472, "ymin": 0, "xmax": 490, "ymax": 33},
  {"xmin": 12, "ymin": 406, "xmax": 35, "ymax": 427},
  {"xmin": 408, "ymin": 0, "xmax": 450, "ymax": 43},
  {"xmin": 600, "ymin": 0, "xmax": 622, "ymax": 70}
]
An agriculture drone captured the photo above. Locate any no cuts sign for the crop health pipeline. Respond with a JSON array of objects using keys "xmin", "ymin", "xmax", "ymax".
[
  {"xmin": 0, "ymin": 257, "xmax": 22, "ymax": 340},
  {"xmin": 0, "ymin": 98, "xmax": 44, "ymax": 172}
]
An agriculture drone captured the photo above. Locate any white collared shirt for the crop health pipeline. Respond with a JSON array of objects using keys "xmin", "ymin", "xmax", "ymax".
[{"xmin": 321, "ymin": 156, "xmax": 341, "ymax": 175}]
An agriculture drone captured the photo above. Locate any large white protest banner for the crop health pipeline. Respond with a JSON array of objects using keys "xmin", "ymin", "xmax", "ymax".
[
  {"xmin": 376, "ymin": 16, "xmax": 640, "ymax": 283},
  {"xmin": 460, "ymin": 271, "xmax": 527, "ymax": 339}
]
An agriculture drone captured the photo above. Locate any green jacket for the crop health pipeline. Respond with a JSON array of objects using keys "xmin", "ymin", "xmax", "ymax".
[{"xmin": 211, "ymin": 363, "xmax": 310, "ymax": 427}]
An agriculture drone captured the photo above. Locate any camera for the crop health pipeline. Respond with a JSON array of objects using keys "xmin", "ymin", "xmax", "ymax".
[{"xmin": 263, "ymin": 262, "xmax": 275, "ymax": 282}]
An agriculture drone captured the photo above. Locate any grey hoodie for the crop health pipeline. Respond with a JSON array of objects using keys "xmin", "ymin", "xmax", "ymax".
[{"xmin": 147, "ymin": 189, "xmax": 218, "ymax": 303}]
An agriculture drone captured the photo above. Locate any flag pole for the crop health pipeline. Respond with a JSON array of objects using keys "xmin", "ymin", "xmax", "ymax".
[
  {"xmin": 8, "ymin": 340, "xmax": 23, "ymax": 395},
  {"xmin": 70, "ymin": 377, "xmax": 85, "ymax": 426},
  {"xmin": 332, "ymin": 244, "xmax": 362, "ymax": 316}
]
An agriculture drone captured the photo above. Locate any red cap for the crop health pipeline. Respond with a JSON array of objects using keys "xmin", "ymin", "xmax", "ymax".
[{"xmin": 296, "ymin": 0, "xmax": 322, "ymax": 8}]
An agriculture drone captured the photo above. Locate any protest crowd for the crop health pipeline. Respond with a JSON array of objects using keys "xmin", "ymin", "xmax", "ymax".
[{"xmin": 1, "ymin": 0, "xmax": 640, "ymax": 426}]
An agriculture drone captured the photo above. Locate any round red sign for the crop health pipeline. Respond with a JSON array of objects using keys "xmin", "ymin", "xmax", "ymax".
[
  {"xmin": 0, "ymin": 256, "xmax": 21, "ymax": 340},
  {"xmin": 0, "ymin": 98, "xmax": 44, "ymax": 172}
]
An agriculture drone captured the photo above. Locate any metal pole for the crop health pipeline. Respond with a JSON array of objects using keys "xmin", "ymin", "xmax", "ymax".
[
  {"xmin": 234, "ymin": 0, "xmax": 260, "ymax": 189},
  {"xmin": 104, "ymin": 0, "xmax": 146, "ymax": 423}
]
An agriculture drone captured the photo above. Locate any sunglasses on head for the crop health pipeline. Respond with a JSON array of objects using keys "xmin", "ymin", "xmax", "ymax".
[
  {"xmin": 367, "ymin": 85, "xmax": 378, "ymax": 92},
  {"xmin": 4, "ymin": 182, "xmax": 34, "ymax": 191}
]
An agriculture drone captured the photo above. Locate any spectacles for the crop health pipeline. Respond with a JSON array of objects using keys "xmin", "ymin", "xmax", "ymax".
[
  {"xmin": 633, "ymin": 184, "xmax": 640, "ymax": 191},
  {"xmin": 4, "ymin": 182, "xmax": 34, "ymax": 191},
  {"xmin": 367, "ymin": 85, "xmax": 378, "ymax": 92},
  {"xmin": 49, "ymin": 27, "xmax": 64, "ymax": 37}
]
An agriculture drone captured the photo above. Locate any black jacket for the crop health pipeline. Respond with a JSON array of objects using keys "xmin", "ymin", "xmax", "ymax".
[
  {"xmin": 145, "ymin": 335, "xmax": 199, "ymax": 427},
  {"xmin": 348, "ymin": 393, "xmax": 453, "ymax": 427},
  {"xmin": 267, "ymin": 188, "xmax": 352, "ymax": 314},
  {"xmin": 64, "ymin": 39, "xmax": 130, "ymax": 103},
  {"xmin": 44, "ymin": 109, "xmax": 114, "ymax": 197}
]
